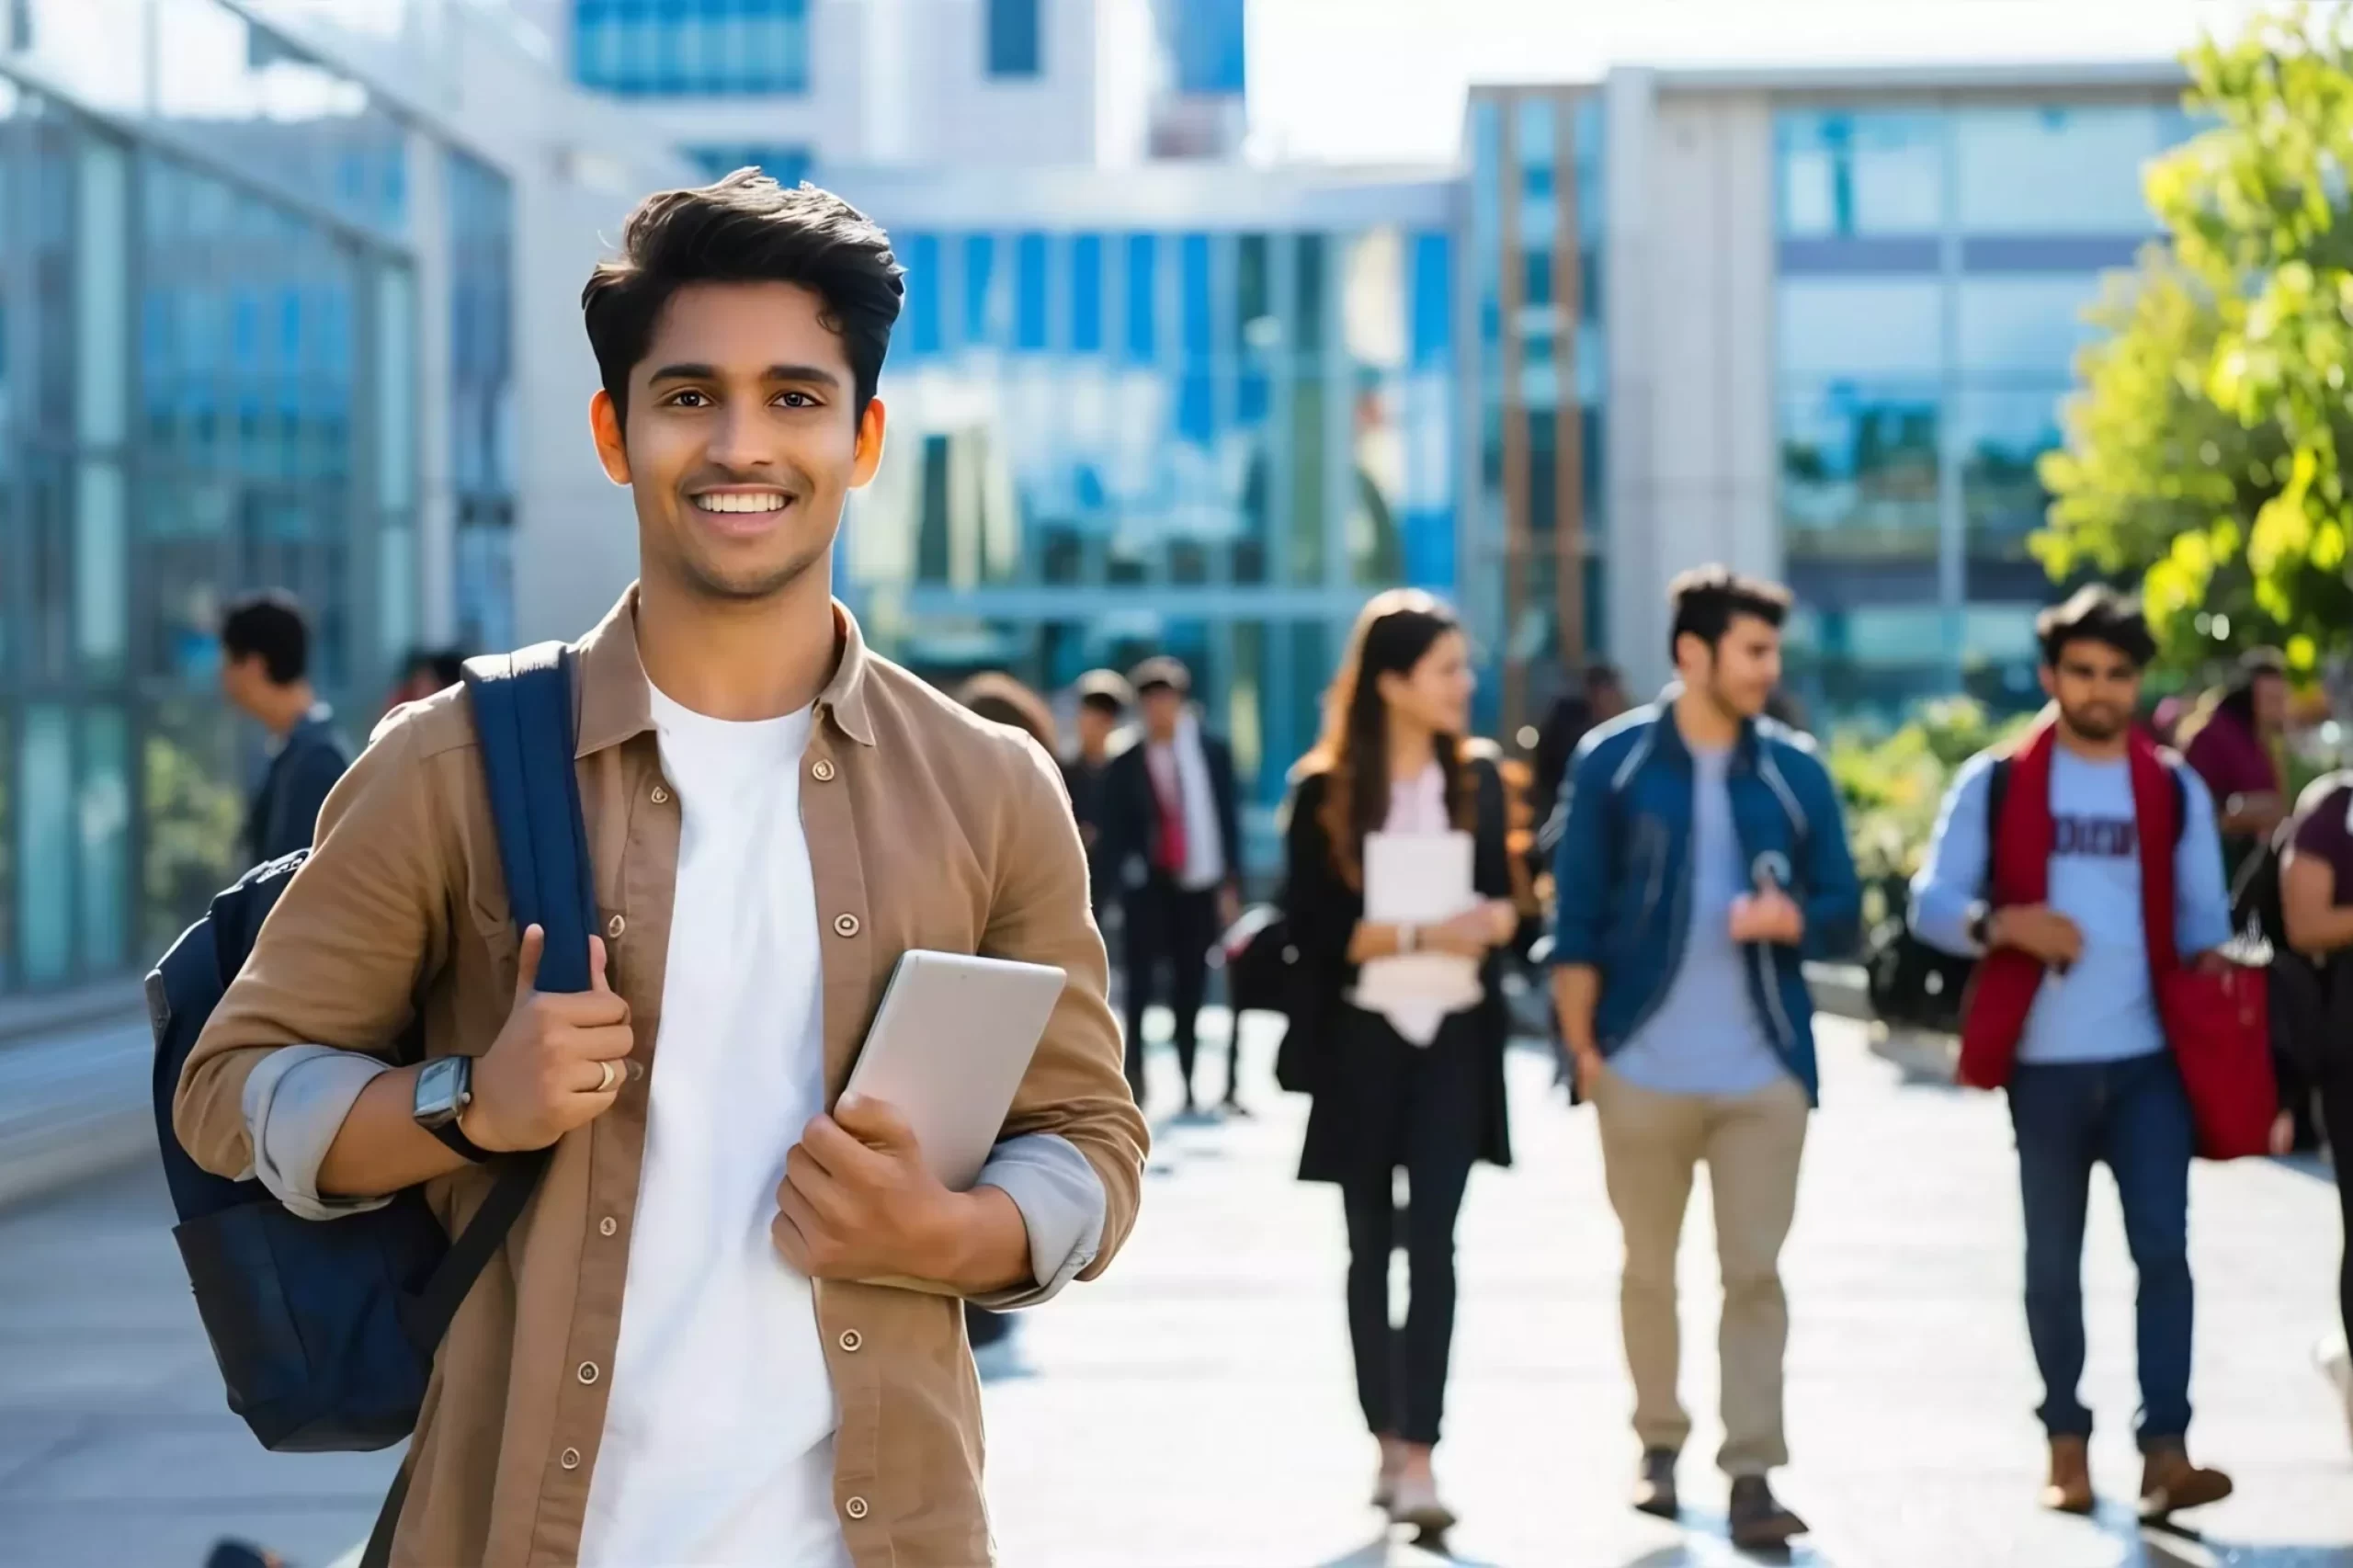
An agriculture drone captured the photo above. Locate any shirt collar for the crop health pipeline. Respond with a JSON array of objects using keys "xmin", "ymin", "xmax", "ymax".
[{"xmin": 571, "ymin": 584, "xmax": 878, "ymax": 760}]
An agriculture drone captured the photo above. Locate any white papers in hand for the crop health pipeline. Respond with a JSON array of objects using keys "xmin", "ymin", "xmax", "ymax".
[{"xmin": 1354, "ymin": 830, "xmax": 1483, "ymax": 1046}]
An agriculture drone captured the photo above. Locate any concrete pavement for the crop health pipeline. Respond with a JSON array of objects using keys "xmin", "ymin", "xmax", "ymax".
[{"xmin": 1, "ymin": 1010, "xmax": 2347, "ymax": 1567}]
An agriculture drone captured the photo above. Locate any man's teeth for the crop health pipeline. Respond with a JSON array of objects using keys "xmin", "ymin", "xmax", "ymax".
[{"xmin": 695, "ymin": 493, "xmax": 787, "ymax": 513}]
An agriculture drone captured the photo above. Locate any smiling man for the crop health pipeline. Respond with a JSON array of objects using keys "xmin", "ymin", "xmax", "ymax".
[{"xmin": 174, "ymin": 174, "xmax": 1147, "ymax": 1567}]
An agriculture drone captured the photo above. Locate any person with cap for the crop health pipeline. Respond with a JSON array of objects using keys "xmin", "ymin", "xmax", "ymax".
[{"xmin": 1099, "ymin": 656, "xmax": 1244, "ymax": 1115}]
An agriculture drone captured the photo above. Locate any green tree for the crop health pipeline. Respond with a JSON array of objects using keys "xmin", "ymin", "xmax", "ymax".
[{"xmin": 2038, "ymin": 3, "xmax": 2353, "ymax": 676}]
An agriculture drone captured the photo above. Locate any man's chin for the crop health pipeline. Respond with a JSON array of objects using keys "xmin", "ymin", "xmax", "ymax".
[{"xmin": 678, "ymin": 546, "xmax": 827, "ymax": 604}]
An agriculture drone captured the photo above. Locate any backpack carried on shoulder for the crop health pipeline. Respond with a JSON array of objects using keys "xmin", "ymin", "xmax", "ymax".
[{"xmin": 147, "ymin": 648, "xmax": 593, "ymax": 1464}]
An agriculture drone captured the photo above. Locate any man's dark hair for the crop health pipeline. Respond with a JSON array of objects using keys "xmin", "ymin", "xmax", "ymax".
[
  {"xmin": 581, "ymin": 171, "xmax": 904, "ymax": 427},
  {"xmin": 1075, "ymin": 668, "xmax": 1133, "ymax": 716},
  {"xmin": 1130, "ymin": 655, "xmax": 1192, "ymax": 697},
  {"xmin": 221, "ymin": 591, "xmax": 311, "ymax": 686},
  {"xmin": 1666, "ymin": 565, "xmax": 1792, "ymax": 658},
  {"xmin": 2035, "ymin": 585, "xmax": 2157, "ymax": 669},
  {"xmin": 1582, "ymin": 662, "xmax": 1623, "ymax": 697}
]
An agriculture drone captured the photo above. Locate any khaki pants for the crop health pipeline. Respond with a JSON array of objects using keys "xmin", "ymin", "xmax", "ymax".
[{"xmin": 1591, "ymin": 1066, "xmax": 1810, "ymax": 1477}]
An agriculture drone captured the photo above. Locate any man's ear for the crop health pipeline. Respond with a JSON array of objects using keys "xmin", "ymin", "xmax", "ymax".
[
  {"xmin": 590, "ymin": 390, "xmax": 631, "ymax": 486},
  {"xmin": 850, "ymin": 396, "xmax": 888, "ymax": 488}
]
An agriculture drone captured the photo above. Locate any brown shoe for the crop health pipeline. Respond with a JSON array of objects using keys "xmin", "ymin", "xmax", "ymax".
[
  {"xmin": 1728, "ymin": 1475, "xmax": 1809, "ymax": 1550},
  {"xmin": 2041, "ymin": 1436, "xmax": 2094, "ymax": 1515},
  {"xmin": 1631, "ymin": 1448, "xmax": 1678, "ymax": 1519},
  {"xmin": 2139, "ymin": 1443, "xmax": 2233, "ymax": 1519}
]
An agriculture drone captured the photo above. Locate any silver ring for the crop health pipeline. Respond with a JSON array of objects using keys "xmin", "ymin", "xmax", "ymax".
[{"xmin": 595, "ymin": 1060, "xmax": 620, "ymax": 1095}]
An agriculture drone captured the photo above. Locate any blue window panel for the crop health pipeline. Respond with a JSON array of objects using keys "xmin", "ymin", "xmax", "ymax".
[
  {"xmin": 904, "ymin": 233, "xmax": 943, "ymax": 357},
  {"xmin": 962, "ymin": 233, "xmax": 996, "ymax": 346},
  {"xmin": 1177, "ymin": 368, "xmax": 1214, "ymax": 443},
  {"xmin": 1403, "ymin": 506, "xmax": 1455, "ymax": 590},
  {"xmin": 1179, "ymin": 233, "xmax": 1212, "ymax": 358},
  {"xmin": 1237, "ymin": 369, "xmax": 1269, "ymax": 425},
  {"xmin": 574, "ymin": 0, "xmax": 810, "ymax": 97},
  {"xmin": 1014, "ymin": 232, "xmax": 1050, "ymax": 350},
  {"xmin": 1410, "ymin": 231, "xmax": 1450, "ymax": 369},
  {"xmin": 1176, "ymin": 0, "xmax": 1246, "ymax": 95},
  {"xmin": 986, "ymin": 0, "xmax": 1041, "ymax": 78},
  {"xmin": 1070, "ymin": 233, "xmax": 1104, "ymax": 352},
  {"xmin": 1124, "ymin": 233, "xmax": 1157, "ymax": 362}
]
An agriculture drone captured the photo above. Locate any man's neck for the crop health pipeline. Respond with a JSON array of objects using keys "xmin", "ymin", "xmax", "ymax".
[
  {"xmin": 258, "ymin": 684, "xmax": 317, "ymax": 739},
  {"xmin": 2054, "ymin": 721, "xmax": 2129, "ymax": 763},
  {"xmin": 1670, "ymin": 686, "xmax": 1739, "ymax": 753},
  {"xmin": 635, "ymin": 564, "xmax": 839, "ymax": 722}
]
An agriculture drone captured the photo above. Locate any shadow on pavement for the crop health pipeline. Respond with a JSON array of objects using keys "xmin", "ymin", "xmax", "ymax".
[
  {"xmin": 2133, "ymin": 1517, "xmax": 2353, "ymax": 1567},
  {"xmin": 1309, "ymin": 1528, "xmax": 1504, "ymax": 1567}
]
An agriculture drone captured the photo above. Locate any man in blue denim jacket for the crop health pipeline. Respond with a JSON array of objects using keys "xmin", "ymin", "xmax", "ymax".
[{"xmin": 1548, "ymin": 567, "xmax": 1859, "ymax": 1549}]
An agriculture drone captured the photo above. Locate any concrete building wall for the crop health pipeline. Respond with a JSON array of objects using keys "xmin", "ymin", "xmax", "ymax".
[{"xmin": 1603, "ymin": 75, "xmax": 1779, "ymax": 693}]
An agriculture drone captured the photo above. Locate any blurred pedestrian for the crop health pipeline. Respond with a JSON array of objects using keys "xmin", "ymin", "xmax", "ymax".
[
  {"xmin": 1531, "ymin": 663, "xmax": 1628, "ymax": 835},
  {"xmin": 384, "ymin": 646, "xmax": 470, "ymax": 717},
  {"xmin": 2181, "ymin": 647, "xmax": 2291, "ymax": 881},
  {"xmin": 2274, "ymin": 770, "xmax": 2353, "ymax": 1449},
  {"xmin": 1912, "ymin": 586, "xmax": 2241, "ymax": 1520},
  {"xmin": 1548, "ymin": 566, "xmax": 1857, "ymax": 1550},
  {"xmin": 1067, "ymin": 669, "xmax": 1133, "ymax": 915},
  {"xmin": 218, "ymin": 590, "xmax": 352, "ymax": 869},
  {"xmin": 1099, "ymin": 656, "xmax": 1243, "ymax": 1116},
  {"xmin": 1279, "ymin": 590, "xmax": 1518, "ymax": 1537}
]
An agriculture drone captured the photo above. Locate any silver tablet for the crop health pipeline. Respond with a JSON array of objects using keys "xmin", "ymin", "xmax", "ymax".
[{"xmin": 840, "ymin": 950, "xmax": 1068, "ymax": 1191}]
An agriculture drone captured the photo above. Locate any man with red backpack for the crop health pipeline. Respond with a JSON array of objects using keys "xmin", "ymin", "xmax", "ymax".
[{"xmin": 1911, "ymin": 587, "xmax": 2254, "ymax": 1522}]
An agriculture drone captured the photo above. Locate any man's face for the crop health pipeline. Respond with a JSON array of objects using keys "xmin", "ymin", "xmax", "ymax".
[
  {"xmin": 1589, "ymin": 676, "xmax": 1628, "ymax": 722},
  {"xmin": 591, "ymin": 280, "xmax": 885, "ymax": 604},
  {"xmin": 1076, "ymin": 704, "xmax": 1119, "ymax": 753},
  {"xmin": 2253, "ymin": 671, "xmax": 2289, "ymax": 733},
  {"xmin": 1141, "ymin": 687, "xmax": 1184, "ymax": 740},
  {"xmin": 219, "ymin": 651, "xmax": 266, "ymax": 717},
  {"xmin": 1680, "ymin": 615, "xmax": 1782, "ymax": 722},
  {"xmin": 2040, "ymin": 639, "xmax": 2143, "ymax": 743}
]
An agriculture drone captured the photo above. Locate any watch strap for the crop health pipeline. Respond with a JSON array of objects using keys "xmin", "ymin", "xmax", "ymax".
[{"xmin": 426, "ymin": 1116, "xmax": 494, "ymax": 1164}]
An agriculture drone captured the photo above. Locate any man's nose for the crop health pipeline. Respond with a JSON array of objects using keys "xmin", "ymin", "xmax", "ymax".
[{"xmin": 703, "ymin": 406, "xmax": 775, "ymax": 472}]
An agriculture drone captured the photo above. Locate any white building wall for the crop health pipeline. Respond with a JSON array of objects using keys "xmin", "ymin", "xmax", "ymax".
[{"xmin": 1604, "ymin": 75, "xmax": 1778, "ymax": 692}]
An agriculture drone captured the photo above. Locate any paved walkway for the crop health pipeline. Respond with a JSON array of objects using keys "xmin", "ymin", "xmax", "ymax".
[{"xmin": 1, "ymin": 1013, "xmax": 2347, "ymax": 1567}]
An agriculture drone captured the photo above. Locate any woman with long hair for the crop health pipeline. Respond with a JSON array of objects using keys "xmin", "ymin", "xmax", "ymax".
[{"xmin": 1280, "ymin": 591, "xmax": 1518, "ymax": 1534}]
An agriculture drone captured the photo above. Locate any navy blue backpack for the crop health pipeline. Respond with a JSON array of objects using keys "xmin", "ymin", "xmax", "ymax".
[{"xmin": 147, "ymin": 647, "xmax": 595, "ymax": 1554}]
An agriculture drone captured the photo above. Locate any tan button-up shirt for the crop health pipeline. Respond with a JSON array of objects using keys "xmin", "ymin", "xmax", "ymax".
[{"xmin": 175, "ymin": 588, "xmax": 1149, "ymax": 1567}]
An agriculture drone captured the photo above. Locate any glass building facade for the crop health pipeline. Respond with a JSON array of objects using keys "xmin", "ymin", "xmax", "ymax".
[
  {"xmin": 1773, "ymin": 98, "xmax": 2193, "ymax": 720},
  {"xmin": 835, "ymin": 210, "xmax": 1458, "ymax": 871},
  {"xmin": 573, "ymin": 0, "xmax": 812, "ymax": 97},
  {"xmin": 0, "ymin": 0, "xmax": 514, "ymax": 994},
  {"xmin": 1463, "ymin": 86, "xmax": 1607, "ymax": 742}
]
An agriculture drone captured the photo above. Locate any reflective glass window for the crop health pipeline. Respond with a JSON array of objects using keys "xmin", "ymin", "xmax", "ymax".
[
  {"xmin": 1175, "ymin": 0, "xmax": 1246, "ymax": 95},
  {"xmin": 1955, "ymin": 275, "xmax": 2104, "ymax": 382},
  {"xmin": 1777, "ymin": 278, "xmax": 1942, "ymax": 379},
  {"xmin": 1411, "ymin": 232, "xmax": 1450, "ymax": 369},
  {"xmin": 1779, "ymin": 382, "xmax": 1941, "ymax": 556},
  {"xmin": 1955, "ymin": 105, "xmax": 2169, "ymax": 233},
  {"xmin": 904, "ymin": 233, "xmax": 943, "ymax": 357},
  {"xmin": 1069, "ymin": 233, "xmax": 1103, "ymax": 353},
  {"xmin": 1777, "ymin": 110, "xmax": 1945, "ymax": 236},
  {"xmin": 1518, "ymin": 97, "xmax": 1556, "ymax": 200},
  {"xmin": 17, "ymin": 707, "xmax": 74, "ymax": 984},
  {"xmin": 1180, "ymin": 233, "xmax": 1213, "ymax": 358},
  {"xmin": 575, "ymin": 0, "xmax": 811, "ymax": 97},
  {"xmin": 1015, "ymin": 232, "xmax": 1049, "ymax": 350},
  {"xmin": 1958, "ymin": 388, "xmax": 2064, "ymax": 545},
  {"xmin": 962, "ymin": 233, "xmax": 996, "ymax": 346},
  {"xmin": 986, "ymin": 0, "xmax": 1041, "ymax": 78},
  {"xmin": 1123, "ymin": 233, "xmax": 1157, "ymax": 361}
]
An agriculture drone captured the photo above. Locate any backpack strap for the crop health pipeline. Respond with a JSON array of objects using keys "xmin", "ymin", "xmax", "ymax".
[{"xmin": 364, "ymin": 644, "xmax": 590, "ymax": 1568}]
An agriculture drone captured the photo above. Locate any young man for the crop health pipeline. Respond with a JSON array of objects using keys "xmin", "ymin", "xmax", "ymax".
[
  {"xmin": 1100, "ymin": 656, "xmax": 1244, "ymax": 1115},
  {"xmin": 1548, "ymin": 567, "xmax": 1859, "ymax": 1550},
  {"xmin": 218, "ymin": 590, "xmax": 352, "ymax": 868},
  {"xmin": 174, "ymin": 174, "xmax": 1148, "ymax": 1568},
  {"xmin": 1066, "ymin": 668, "xmax": 1132, "ymax": 916},
  {"xmin": 1911, "ymin": 585, "xmax": 2236, "ymax": 1519}
]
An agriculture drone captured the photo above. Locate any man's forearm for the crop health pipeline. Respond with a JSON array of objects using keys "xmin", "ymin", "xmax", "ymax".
[
  {"xmin": 924, "ymin": 1186, "xmax": 1034, "ymax": 1295},
  {"xmin": 316, "ymin": 1064, "xmax": 471, "ymax": 1199},
  {"xmin": 1550, "ymin": 964, "xmax": 1600, "ymax": 1054}
]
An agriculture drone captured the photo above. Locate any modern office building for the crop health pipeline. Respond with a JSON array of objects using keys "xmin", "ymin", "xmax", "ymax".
[
  {"xmin": 0, "ymin": 0, "xmax": 685, "ymax": 998},
  {"xmin": 1465, "ymin": 62, "xmax": 2194, "ymax": 730}
]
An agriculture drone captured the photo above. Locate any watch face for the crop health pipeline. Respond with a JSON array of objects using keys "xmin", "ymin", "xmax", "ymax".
[{"xmin": 414, "ymin": 1055, "xmax": 471, "ymax": 1129}]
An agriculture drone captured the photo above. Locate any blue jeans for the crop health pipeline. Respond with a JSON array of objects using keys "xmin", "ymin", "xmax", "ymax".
[{"xmin": 2007, "ymin": 1052, "xmax": 2196, "ymax": 1448}]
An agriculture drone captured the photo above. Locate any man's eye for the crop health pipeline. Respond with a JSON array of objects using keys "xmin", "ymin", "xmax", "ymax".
[
  {"xmin": 777, "ymin": 391, "xmax": 819, "ymax": 409},
  {"xmin": 667, "ymin": 390, "xmax": 710, "ymax": 408}
]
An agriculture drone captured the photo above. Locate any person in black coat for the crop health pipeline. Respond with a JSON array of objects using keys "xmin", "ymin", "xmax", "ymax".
[
  {"xmin": 1279, "ymin": 590, "xmax": 1518, "ymax": 1536},
  {"xmin": 219, "ymin": 591, "xmax": 352, "ymax": 869},
  {"xmin": 1098, "ymin": 657, "xmax": 1244, "ymax": 1115}
]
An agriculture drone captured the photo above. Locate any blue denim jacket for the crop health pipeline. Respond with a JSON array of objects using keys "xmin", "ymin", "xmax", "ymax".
[{"xmin": 1547, "ymin": 698, "xmax": 1861, "ymax": 1102}]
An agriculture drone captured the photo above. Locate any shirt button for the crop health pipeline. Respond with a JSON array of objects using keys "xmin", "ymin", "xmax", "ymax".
[
  {"xmin": 833, "ymin": 914, "xmax": 860, "ymax": 937},
  {"xmin": 838, "ymin": 1328, "xmax": 863, "ymax": 1352},
  {"xmin": 650, "ymin": 784, "xmax": 670, "ymax": 804},
  {"xmin": 844, "ymin": 1495, "xmax": 870, "ymax": 1521},
  {"xmin": 598, "ymin": 1216, "xmax": 618, "ymax": 1238},
  {"xmin": 606, "ymin": 915, "xmax": 626, "ymax": 939},
  {"xmin": 560, "ymin": 1448, "xmax": 581, "ymax": 1471},
  {"xmin": 812, "ymin": 757, "xmax": 836, "ymax": 782},
  {"xmin": 576, "ymin": 1361, "xmax": 599, "ymax": 1385}
]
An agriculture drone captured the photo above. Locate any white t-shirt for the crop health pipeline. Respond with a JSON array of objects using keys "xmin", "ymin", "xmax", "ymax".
[{"xmin": 578, "ymin": 688, "xmax": 851, "ymax": 1568}]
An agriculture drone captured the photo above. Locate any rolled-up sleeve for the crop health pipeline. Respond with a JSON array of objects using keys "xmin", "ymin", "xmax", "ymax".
[
  {"xmin": 242, "ymin": 1045, "xmax": 393, "ymax": 1221},
  {"xmin": 969, "ymin": 1132, "xmax": 1107, "ymax": 1309}
]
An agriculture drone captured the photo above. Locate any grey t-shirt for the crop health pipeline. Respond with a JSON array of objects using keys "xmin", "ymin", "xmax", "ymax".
[{"xmin": 1609, "ymin": 743, "xmax": 1789, "ymax": 1097}]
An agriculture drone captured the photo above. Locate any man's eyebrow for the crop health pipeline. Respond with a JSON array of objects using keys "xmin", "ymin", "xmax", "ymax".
[{"xmin": 643, "ymin": 362, "xmax": 843, "ymax": 387}]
